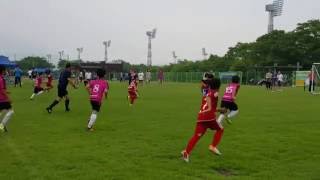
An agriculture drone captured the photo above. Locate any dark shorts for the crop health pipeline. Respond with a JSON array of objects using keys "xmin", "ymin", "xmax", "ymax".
[
  {"xmin": 221, "ymin": 100, "xmax": 238, "ymax": 111},
  {"xmin": 278, "ymin": 81, "xmax": 282, "ymax": 86},
  {"xmin": 90, "ymin": 101, "xmax": 101, "ymax": 112},
  {"xmin": 58, "ymin": 87, "xmax": 68, "ymax": 98},
  {"xmin": 34, "ymin": 87, "xmax": 44, "ymax": 93},
  {"xmin": 0, "ymin": 102, "xmax": 12, "ymax": 110}
]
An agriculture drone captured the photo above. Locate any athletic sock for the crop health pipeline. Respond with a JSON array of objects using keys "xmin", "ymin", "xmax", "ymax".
[
  {"xmin": 87, "ymin": 112, "xmax": 97, "ymax": 129},
  {"xmin": 37, "ymin": 91, "xmax": 44, "ymax": 96},
  {"xmin": 30, "ymin": 93, "xmax": 35, "ymax": 99},
  {"xmin": 212, "ymin": 129, "xmax": 224, "ymax": 147},
  {"xmin": 48, "ymin": 100, "xmax": 59, "ymax": 109},
  {"xmin": 1, "ymin": 110, "xmax": 14, "ymax": 126},
  {"xmin": 227, "ymin": 110, "xmax": 239, "ymax": 118},
  {"xmin": 185, "ymin": 134, "xmax": 202, "ymax": 154},
  {"xmin": 65, "ymin": 99, "xmax": 70, "ymax": 110},
  {"xmin": 217, "ymin": 114, "xmax": 225, "ymax": 124}
]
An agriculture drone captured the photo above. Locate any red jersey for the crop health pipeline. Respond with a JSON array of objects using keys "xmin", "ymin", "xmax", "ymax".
[
  {"xmin": 222, "ymin": 83, "xmax": 240, "ymax": 102},
  {"xmin": 34, "ymin": 77, "xmax": 42, "ymax": 88},
  {"xmin": 0, "ymin": 75, "xmax": 9, "ymax": 102},
  {"xmin": 197, "ymin": 89, "xmax": 219, "ymax": 122},
  {"xmin": 47, "ymin": 75, "xmax": 53, "ymax": 85},
  {"xmin": 128, "ymin": 80, "xmax": 137, "ymax": 93}
]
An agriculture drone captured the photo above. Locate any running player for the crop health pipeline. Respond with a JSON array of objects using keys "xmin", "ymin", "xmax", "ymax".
[
  {"xmin": 217, "ymin": 75, "xmax": 241, "ymax": 124},
  {"xmin": 30, "ymin": 72, "xmax": 44, "ymax": 100},
  {"xmin": 46, "ymin": 63, "xmax": 77, "ymax": 113},
  {"xmin": 0, "ymin": 65, "xmax": 14, "ymax": 133},
  {"xmin": 45, "ymin": 70, "xmax": 53, "ymax": 92},
  {"xmin": 86, "ymin": 69, "xmax": 109, "ymax": 131},
  {"xmin": 128, "ymin": 75, "xmax": 138, "ymax": 106},
  {"xmin": 181, "ymin": 77, "xmax": 226, "ymax": 162}
]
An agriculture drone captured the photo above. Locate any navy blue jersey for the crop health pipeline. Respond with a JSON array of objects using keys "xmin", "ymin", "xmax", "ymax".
[{"xmin": 58, "ymin": 70, "xmax": 71, "ymax": 89}]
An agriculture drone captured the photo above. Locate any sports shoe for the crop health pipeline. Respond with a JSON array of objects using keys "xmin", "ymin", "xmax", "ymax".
[
  {"xmin": 87, "ymin": 127, "xmax": 94, "ymax": 132},
  {"xmin": 181, "ymin": 150, "xmax": 190, "ymax": 163},
  {"xmin": 209, "ymin": 145, "xmax": 222, "ymax": 156},
  {"xmin": 46, "ymin": 107, "xmax": 52, "ymax": 114},
  {"xmin": 225, "ymin": 116, "xmax": 232, "ymax": 124},
  {"xmin": 4, "ymin": 126, "xmax": 8, "ymax": 132},
  {"xmin": 0, "ymin": 124, "xmax": 4, "ymax": 133},
  {"xmin": 65, "ymin": 108, "xmax": 70, "ymax": 112}
]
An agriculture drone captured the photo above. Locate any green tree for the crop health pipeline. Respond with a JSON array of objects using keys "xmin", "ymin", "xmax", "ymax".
[{"xmin": 16, "ymin": 56, "xmax": 55, "ymax": 71}]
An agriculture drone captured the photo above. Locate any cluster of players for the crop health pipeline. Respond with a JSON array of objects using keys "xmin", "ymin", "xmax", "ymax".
[{"xmin": 0, "ymin": 64, "xmax": 241, "ymax": 163}]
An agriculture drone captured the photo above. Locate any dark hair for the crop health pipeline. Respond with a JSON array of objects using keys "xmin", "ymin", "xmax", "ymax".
[
  {"xmin": 207, "ymin": 78, "xmax": 221, "ymax": 90},
  {"xmin": 96, "ymin": 68, "xmax": 106, "ymax": 78},
  {"xmin": 232, "ymin": 75, "xmax": 240, "ymax": 83},
  {"xmin": 0, "ymin": 65, "xmax": 6, "ymax": 73},
  {"xmin": 203, "ymin": 72, "xmax": 214, "ymax": 80},
  {"xmin": 66, "ymin": 63, "xmax": 71, "ymax": 68}
]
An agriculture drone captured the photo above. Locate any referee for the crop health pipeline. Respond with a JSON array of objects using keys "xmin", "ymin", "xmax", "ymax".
[{"xmin": 46, "ymin": 63, "xmax": 77, "ymax": 113}]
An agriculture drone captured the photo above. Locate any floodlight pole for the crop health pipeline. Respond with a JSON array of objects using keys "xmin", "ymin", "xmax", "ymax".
[
  {"xmin": 58, "ymin": 51, "xmax": 64, "ymax": 60},
  {"xmin": 103, "ymin": 41, "xmax": 111, "ymax": 63},
  {"xmin": 172, "ymin": 51, "xmax": 177, "ymax": 64},
  {"xmin": 268, "ymin": 11, "xmax": 274, "ymax": 33},
  {"xmin": 47, "ymin": 54, "xmax": 52, "ymax": 64},
  {"xmin": 77, "ymin": 48, "xmax": 83, "ymax": 61},
  {"xmin": 147, "ymin": 36, "xmax": 152, "ymax": 66}
]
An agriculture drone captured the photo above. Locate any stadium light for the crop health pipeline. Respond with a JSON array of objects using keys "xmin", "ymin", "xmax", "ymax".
[
  {"xmin": 103, "ymin": 40, "xmax": 111, "ymax": 63},
  {"xmin": 266, "ymin": 0, "xmax": 284, "ymax": 33},
  {"xmin": 172, "ymin": 51, "xmax": 178, "ymax": 64},
  {"xmin": 146, "ymin": 28, "xmax": 157, "ymax": 66},
  {"xmin": 202, "ymin": 48, "xmax": 208, "ymax": 60},
  {"xmin": 76, "ymin": 47, "xmax": 83, "ymax": 61}
]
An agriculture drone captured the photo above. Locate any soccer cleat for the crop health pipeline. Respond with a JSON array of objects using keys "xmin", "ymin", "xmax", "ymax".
[
  {"xmin": 226, "ymin": 118, "xmax": 232, "ymax": 124},
  {"xmin": 87, "ymin": 127, "xmax": 95, "ymax": 132},
  {"xmin": 209, "ymin": 145, "xmax": 222, "ymax": 156},
  {"xmin": 0, "ymin": 124, "xmax": 4, "ymax": 133},
  {"xmin": 65, "ymin": 108, "xmax": 70, "ymax": 112},
  {"xmin": 46, "ymin": 107, "xmax": 52, "ymax": 114},
  {"xmin": 4, "ymin": 126, "xmax": 8, "ymax": 132},
  {"xmin": 181, "ymin": 150, "xmax": 190, "ymax": 163}
]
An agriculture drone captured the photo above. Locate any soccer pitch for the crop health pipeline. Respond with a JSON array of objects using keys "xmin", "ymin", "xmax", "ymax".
[{"xmin": 0, "ymin": 81, "xmax": 319, "ymax": 179}]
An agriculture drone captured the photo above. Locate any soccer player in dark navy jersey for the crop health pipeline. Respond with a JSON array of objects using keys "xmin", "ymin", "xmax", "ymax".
[{"xmin": 46, "ymin": 63, "xmax": 77, "ymax": 113}]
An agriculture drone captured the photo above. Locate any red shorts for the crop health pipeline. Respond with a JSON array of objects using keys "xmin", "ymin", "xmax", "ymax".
[
  {"xmin": 46, "ymin": 83, "xmax": 53, "ymax": 88},
  {"xmin": 128, "ymin": 91, "xmax": 137, "ymax": 99},
  {"xmin": 195, "ymin": 120, "xmax": 223, "ymax": 132}
]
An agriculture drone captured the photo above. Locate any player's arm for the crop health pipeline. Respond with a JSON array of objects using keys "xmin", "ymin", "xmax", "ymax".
[
  {"xmin": 85, "ymin": 83, "xmax": 91, "ymax": 94},
  {"xmin": 67, "ymin": 78, "xmax": 77, "ymax": 89},
  {"xmin": 200, "ymin": 96, "xmax": 212, "ymax": 114}
]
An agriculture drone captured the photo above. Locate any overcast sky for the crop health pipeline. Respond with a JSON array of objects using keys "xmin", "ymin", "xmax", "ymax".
[{"xmin": 0, "ymin": 0, "xmax": 319, "ymax": 65}]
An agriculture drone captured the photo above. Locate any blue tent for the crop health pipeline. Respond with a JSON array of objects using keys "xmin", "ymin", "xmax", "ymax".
[{"xmin": 0, "ymin": 56, "xmax": 17, "ymax": 68}]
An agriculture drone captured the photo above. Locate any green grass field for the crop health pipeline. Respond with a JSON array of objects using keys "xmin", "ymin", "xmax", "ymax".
[{"xmin": 0, "ymin": 81, "xmax": 319, "ymax": 179}]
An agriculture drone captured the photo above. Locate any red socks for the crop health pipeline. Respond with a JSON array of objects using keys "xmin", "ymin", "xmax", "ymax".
[{"xmin": 212, "ymin": 129, "xmax": 224, "ymax": 147}]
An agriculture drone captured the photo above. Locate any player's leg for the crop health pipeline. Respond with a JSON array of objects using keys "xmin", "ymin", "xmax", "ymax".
[
  {"xmin": 30, "ymin": 88, "xmax": 38, "ymax": 100},
  {"xmin": 46, "ymin": 88, "xmax": 64, "ymax": 113},
  {"xmin": 182, "ymin": 122, "xmax": 207, "ymax": 162},
  {"xmin": 87, "ymin": 101, "xmax": 100, "ymax": 131},
  {"xmin": 226, "ymin": 103, "xmax": 239, "ymax": 124},
  {"xmin": 36, "ymin": 88, "xmax": 44, "ymax": 96},
  {"xmin": 209, "ymin": 121, "xmax": 224, "ymax": 155},
  {"xmin": 217, "ymin": 101, "xmax": 228, "ymax": 124},
  {"xmin": 65, "ymin": 95, "xmax": 70, "ymax": 111},
  {"xmin": 0, "ymin": 103, "xmax": 14, "ymax": 132}
]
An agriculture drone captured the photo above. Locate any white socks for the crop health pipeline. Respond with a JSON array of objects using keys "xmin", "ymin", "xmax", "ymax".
[
  {"xmin": 217, "ymin": 114, "xmax": 225, "ymax": 124},
  {"xmin": 227, "ymin": 110, "xmax": 239, "ymax": 118},
  {"xmin": 87, "ymin": 112, "xmax": 97, "ymax": 129},
  {"xmin": 30, "ymin": 91, "xmax": 44, "ymax": 99},
  {"xmin": 1, "ymin": 110, "xmax": 14, "ymax": 126}
]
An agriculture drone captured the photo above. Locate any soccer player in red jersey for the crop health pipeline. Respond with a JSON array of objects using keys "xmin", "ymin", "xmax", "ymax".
[
  {"xmin": 30, "ymin": 72, "xmax": 44, "ymax": 100},
  {"xmin": 45, "ymin": 70, "xmax": 54, "ymax": 92},
  {"xmin": 86, "ymin": 69, "xmax": 109, "ymax": 131},
  {"xmin": 0, "ymin": 65, "xmax": 14, "ymax": 133},
  {"xmin": 217, "ymin": 75, "xmax": 241, "ymax": 124},
  {"xmin": 128, "ymin": 74, "xmax": 138, "ymax": 106},
  {"xmin": 181, "ymin": 76, "xmax": 226, "ymax": 162}
]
